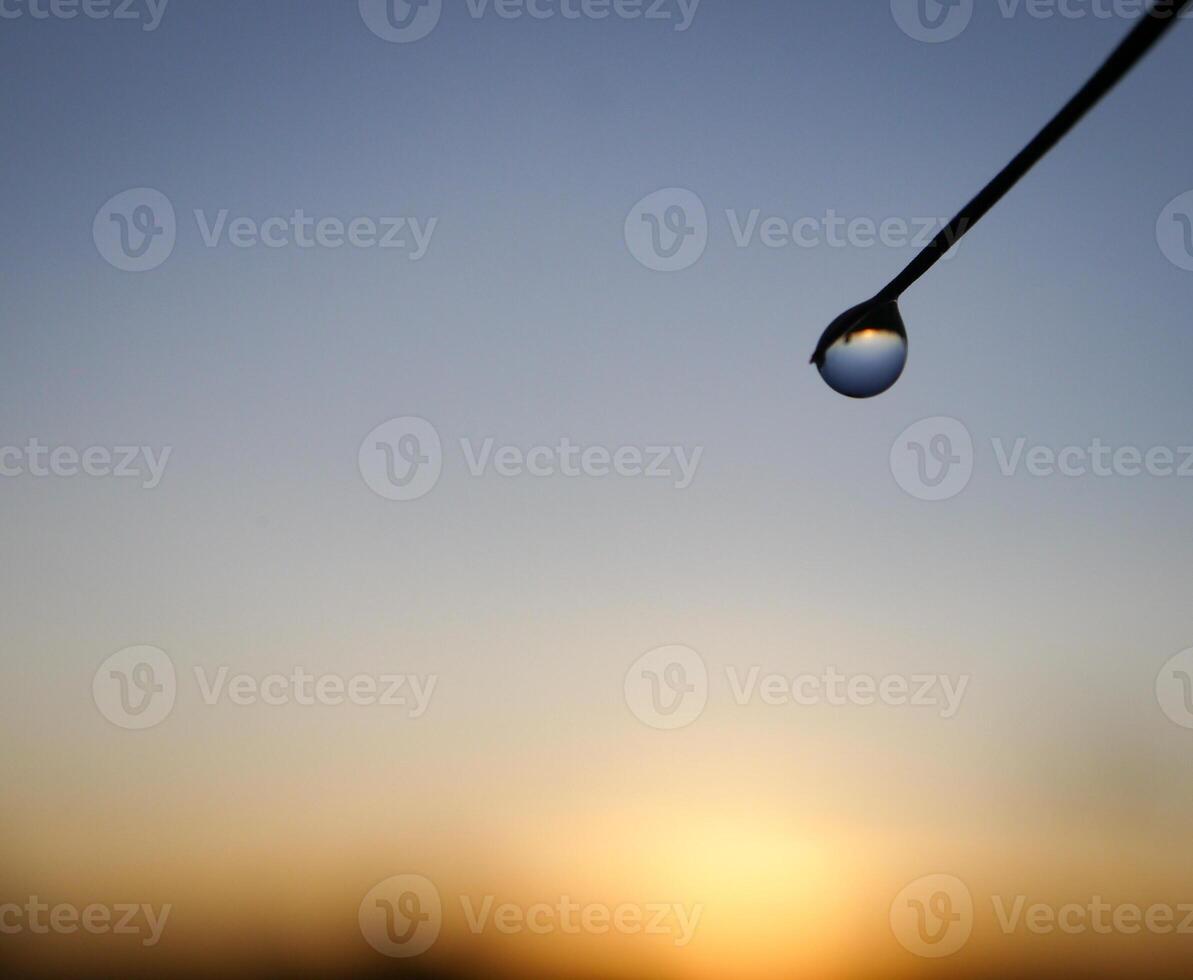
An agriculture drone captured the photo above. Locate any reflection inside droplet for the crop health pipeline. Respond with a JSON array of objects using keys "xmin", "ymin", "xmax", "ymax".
[{"xmin": 812, "ymin": 300, "xmax": 908, "ymax": 399}]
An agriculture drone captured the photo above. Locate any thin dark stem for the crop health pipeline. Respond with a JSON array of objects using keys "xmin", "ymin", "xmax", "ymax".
[{"xmin": 876, "ymin": 0, "xmax": 1190, "ymax": 303}]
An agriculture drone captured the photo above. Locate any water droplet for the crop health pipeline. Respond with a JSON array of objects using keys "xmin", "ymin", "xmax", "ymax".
[{"xmin": 812, "ymin": 300, "xmax": 908, "ymax": 399}]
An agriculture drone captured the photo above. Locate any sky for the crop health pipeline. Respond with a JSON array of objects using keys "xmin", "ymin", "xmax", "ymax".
[{"xmin": 2, "ymin": 0, "xmax": 1193, "ymax": 976}]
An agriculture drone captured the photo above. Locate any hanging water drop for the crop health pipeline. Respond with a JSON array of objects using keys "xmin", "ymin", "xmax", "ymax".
[
  {"xmin": 810, "ymin": 0, "xmax": 1189, "ymax": 399},
  {"xmin": 812, "ymin": 300, "xmax": 908, "ymax": 400}
]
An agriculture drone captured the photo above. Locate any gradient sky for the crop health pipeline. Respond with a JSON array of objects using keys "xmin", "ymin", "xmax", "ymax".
[{"xmin": 2, "ymin": 1, "xmax": 1193, "ymax": 977}]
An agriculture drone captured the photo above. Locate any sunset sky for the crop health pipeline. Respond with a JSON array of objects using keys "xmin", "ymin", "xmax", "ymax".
[{"xmin": 2, "ymin": 1, "xmax": 1192, "ymax": 976}]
